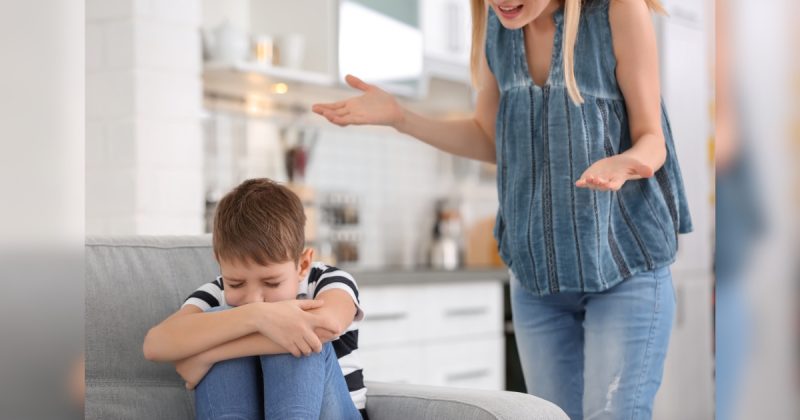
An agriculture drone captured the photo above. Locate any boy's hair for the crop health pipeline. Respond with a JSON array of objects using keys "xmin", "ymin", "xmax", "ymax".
[{"xmin": 213, "ymin": 178, "xmax": 306, "ymax": 266}]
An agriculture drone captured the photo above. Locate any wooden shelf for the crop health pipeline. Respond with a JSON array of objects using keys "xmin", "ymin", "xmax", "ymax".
[
  {"xmin": 204, "ymin": 61, "xmax": 337, "ymax": 86},
  {"xmin": 202, "ymin": 60, "xmax": 475, "ymax": 118}
]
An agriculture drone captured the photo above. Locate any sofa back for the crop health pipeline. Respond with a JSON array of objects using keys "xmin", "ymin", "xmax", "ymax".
[{"xmin": 86, "ymin": 236, "xmax": 217, "ymax": 419}]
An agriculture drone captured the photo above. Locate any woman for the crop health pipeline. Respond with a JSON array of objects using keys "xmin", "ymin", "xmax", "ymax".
[{"xmin": 313, "ymin": 1, "xmax": 692, "ymax": 418}]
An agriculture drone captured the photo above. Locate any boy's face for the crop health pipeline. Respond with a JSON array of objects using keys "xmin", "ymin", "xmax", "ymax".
[{"xmin": 218, "ymin": 248, "xmax": 314, "ymax": 307}]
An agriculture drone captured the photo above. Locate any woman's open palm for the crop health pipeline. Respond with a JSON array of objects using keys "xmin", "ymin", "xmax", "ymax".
[
  {"xmin": 312, "ymin": 74, "xmax": 404, "ymax": 127},
  {"xmin": 575, "ymin": 154, "xmax": 654, "ymax": 192}
]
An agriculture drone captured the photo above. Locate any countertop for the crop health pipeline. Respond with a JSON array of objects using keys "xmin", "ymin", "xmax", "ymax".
[{"xmin": 349, "ymin": 267, "xmax": 509, "ymax": 286}]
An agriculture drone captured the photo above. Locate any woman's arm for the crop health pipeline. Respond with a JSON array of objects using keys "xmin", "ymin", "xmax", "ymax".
[
  {"xmin": 312, "ymin": 53, "xmax": 501, "ymax": 163},
  {"xmin": 713, "ymin": 0, "xmax": 738, "ymax": 171},
  {"xmin": 609, "ymin": 0, "xmax": 667, "ymax": 171},
  {"xmin": 575, "ymin": 0, "xmax": 664, "ymax": 191}
]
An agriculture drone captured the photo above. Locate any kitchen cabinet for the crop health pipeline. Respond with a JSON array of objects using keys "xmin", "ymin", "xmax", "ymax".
[
  {"xmin": 249, "ymin": 0, "xmax": 339, "ymax": 77},
  {"xmin": 422, "ymin": 0, "xmax": 472, "ymax": 84},
  {"xmin": 650, "ymin": 3, "xmax": 715, "ymax": 418},
  {"xmin": 338, "ymin": 0, "xmax": 425, "ymax": 98},
  {"xmin": 206, "ymin": 0, "xmax": 428, "ymax": 100},
  {"xmin": 653, "ymin": 270, "xmax": 714, "ymax": 420},
  {"xmin": 657, "ymin": 2, "xmax": 713, "ymax": 274},
  {"xmin": 358, "ymin": 279, "xmax": 506, "ymax": 390}
]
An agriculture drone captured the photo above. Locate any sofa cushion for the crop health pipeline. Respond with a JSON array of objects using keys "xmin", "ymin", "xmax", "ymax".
[{"xmin": 86, "ymin": 236, "xmax": 217, "ymax": 419}]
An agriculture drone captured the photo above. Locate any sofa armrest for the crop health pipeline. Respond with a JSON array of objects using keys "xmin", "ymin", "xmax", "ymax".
[{"xmin": 364, "ymin": 381, "xmax": 568, "ymax": 420}]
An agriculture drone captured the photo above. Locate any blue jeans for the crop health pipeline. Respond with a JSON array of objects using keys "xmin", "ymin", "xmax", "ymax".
[
  {"xmin": 194, "ymin": 306, "xmax": 361, "ymax": 420},
  {"xmin": 511, "ymin": 266, "xmax": 675, "ymax": 420}
]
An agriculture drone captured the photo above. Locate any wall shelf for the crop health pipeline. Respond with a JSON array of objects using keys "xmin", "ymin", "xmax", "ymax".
[{"xmin": 204, "ymin": 60, "xmax": 337, "ymax": 87}]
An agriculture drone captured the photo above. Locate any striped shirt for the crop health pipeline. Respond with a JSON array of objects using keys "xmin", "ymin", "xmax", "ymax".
[{"xmin": 183, "ymin": 262, "xmax": 367, "ymax": 414}]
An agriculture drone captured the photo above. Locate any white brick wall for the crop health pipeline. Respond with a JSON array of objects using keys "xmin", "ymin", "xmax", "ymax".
[
  {"xmin": 86, "ymin": 0, "xmax": 204, "ymax": 235},
  {"xmin": 304, "ymin": 126, "xmax": 497, "ymax": 269},
  {"xmin": 203, "ymin": 113, "xmax": 497, "ymax": 269}
]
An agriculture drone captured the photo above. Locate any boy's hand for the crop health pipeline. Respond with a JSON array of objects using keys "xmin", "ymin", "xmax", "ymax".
[
  {"xmin": 252, "ymin": 300, "xmax": 341, "ymax": 358},
  {"xmin": 575, "ymin": 154, "xmax": 654, "ymax": 192},
  {"xmin": 175, "ymin": 353, "xmax": 212, "ymax": 390}
]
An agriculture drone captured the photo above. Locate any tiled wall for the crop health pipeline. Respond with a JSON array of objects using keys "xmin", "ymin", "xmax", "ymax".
[
  {"xmin": 206, "ymin": 113, "xmax": 498, "ymax": 269},
  {"xmin": 307, "ymin": 125, "xmax": 456, "ymax": 269},
  {"xmin": 86, "ymin": 0, "xmax": 204, "ymax": 234}
]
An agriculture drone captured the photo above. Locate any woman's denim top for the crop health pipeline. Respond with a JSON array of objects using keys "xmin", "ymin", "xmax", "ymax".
[{"xmin": 486, "ymin": 1, "xmax": 693, "ymax": 295}]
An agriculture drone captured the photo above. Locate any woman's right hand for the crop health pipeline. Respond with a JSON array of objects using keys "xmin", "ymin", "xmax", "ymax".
[
  {"xmin": 251, "ymin": 300, "xmax": 339, "ymax": 357},
  {"xmin": 312, "ymin": 74, "xmax": 405, "ymax": 128}
]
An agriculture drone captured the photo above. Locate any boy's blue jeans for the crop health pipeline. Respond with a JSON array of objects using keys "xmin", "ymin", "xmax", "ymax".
[
  {"xmin": 511, "ymin": 266, "xmax": 675, "ymax": 420},
  {"xmin": 194, "ymin": 306, "xmax": 361, "ymax": 420}
]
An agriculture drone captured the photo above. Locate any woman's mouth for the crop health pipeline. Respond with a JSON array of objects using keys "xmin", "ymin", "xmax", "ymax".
[{"xmin": 497, "ymin": 4, "xmax": 524, "ymax": 19}]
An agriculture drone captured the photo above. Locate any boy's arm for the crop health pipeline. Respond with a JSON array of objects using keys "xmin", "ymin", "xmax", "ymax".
[
  {"xmin": 188, "ymin": 289, "xmax": 357, "ymax": 365},
  {"xmin": 144, "ymin": 299, "xmax": 336, "ymax": 362},
  {"xmin": 174, "ymin": 290, "xmax": 357, "ymax": 389},
  {"xmin": 142, "ymin": 304, "xmax": 263, "ymax": 362},
  {"xmin": 306, "ymin": 289, "xmax": 359, "ymax": 336}
]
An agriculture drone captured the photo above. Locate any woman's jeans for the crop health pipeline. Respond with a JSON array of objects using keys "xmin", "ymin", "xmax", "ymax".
[
  {"xmin": 194, "ymin": 306, "xmax": 361, "ymax": 420},
  {"xmin": 511, "ymin": 266, "xmax": 675, "ymax": 420}
]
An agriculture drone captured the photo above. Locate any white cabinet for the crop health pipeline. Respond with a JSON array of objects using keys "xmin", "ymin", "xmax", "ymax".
[
  {"xmin": 425, "ymin": 337, "xmax": 504, "ymax": 390},
  {"xmin": 358, "ymin": 285, "xmax": 423, "ymax": 348},
  {"xmin": 653, "ymin": 7, "xmax": 714, "ymax": 417},
  {"xmin": 422, "ymin": 0, "xmax": 471, "ymax": 64},
  {"xmin": 421, "ymin": 0, "xmax": 472, "ymax": 83},
  {"xmin": 420, "ymin": 282, "xmax": 504, "ymax": 341},
  {"xmin": 657, "ymin": 2, "xmax": 712, "ymax": 274},
  {"xmin": 358, "ymin": 345, "xmax": 426, "ymax": 385},
  {"xmin": 249, "ymin": 0, "xmax": 339, "ymax": 77},
  {"xmin": 359, "ymin": 280, "xmax": 505, "ymax": 390},
  {"xmin": 653, "ymin": 271, "xmax": 715, "ymax": 420}
]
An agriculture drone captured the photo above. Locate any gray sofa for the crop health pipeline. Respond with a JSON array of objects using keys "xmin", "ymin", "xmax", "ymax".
[{"xmin": 85, "ymin": 235, "xmax": 568, "ymax": 420}]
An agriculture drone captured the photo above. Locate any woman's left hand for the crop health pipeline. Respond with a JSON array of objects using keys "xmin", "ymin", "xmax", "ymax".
[
  {"xmin": 175, "ymin": 354, "xmax": 213, "ymax": 390},
  {"xmin": 576, "ymin": 154, "xmax": 654, "ymax": 191}
]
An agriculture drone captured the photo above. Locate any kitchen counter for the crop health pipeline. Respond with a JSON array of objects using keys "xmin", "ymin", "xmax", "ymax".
[{"xmin": 350, "ymin": 267, "xmax": 509, "ymax": 286}]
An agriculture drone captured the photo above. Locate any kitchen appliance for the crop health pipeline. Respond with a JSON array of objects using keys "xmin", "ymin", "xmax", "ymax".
[
  {"xmin": 281, "ymin": 126, "xmax": 318, "ymax": 184},
  {"xmin": 429, "ymin": 199, "xmax": 464, "ymax": 270},
  {"xmin": 203, "ymin": 20, "xmax": 250, "ymax": 63}
]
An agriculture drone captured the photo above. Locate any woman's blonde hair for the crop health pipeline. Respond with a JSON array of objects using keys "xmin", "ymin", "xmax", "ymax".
[{"xmin": 470, "ymin": 0, "xmax": 666, "ymax": 104}]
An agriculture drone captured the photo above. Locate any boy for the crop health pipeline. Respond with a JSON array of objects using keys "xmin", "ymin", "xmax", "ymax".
[{"xmin": 143, "ymin": 178, "xmax": 366, "ymax": 419}]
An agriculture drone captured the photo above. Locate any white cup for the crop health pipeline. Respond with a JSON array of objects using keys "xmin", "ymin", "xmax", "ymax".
[{"xmin": 279, "ymin": 34, "xmax": 305, "ymax": 69}]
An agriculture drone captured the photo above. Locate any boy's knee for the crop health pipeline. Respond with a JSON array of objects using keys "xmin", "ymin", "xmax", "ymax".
[
  {"xmin": 261, "ymin": 342, "xmax": 334, "ymax": 366},
  {"xmin": 321, "ymin": 341, "xmax": 334, "ymax": 355}
]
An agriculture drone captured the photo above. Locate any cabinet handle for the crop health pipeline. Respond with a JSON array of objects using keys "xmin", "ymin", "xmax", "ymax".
[
  {"xmin": 366, "ymin": 312, "xmax": 408, "ymax": 322},
  {"xmin": 504, "ymin": 321, "xmax": 515, "ymax": 334},
  {"xmin": 445, "ymin": 306, "xmax": 488, "ymax": 318},
  {"xmin": 446, "ymin": 368, "xmax": 491, "ymax": 382}
]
